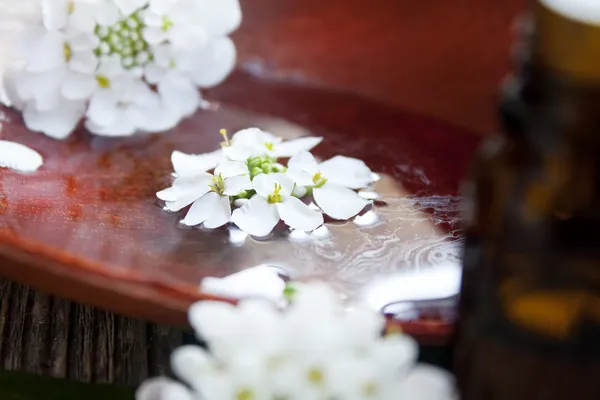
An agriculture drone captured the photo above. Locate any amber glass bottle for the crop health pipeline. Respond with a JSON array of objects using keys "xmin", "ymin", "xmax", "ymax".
[{"xmin": 454, "ymin": 1, "xmax": 600, "ymax": 399}]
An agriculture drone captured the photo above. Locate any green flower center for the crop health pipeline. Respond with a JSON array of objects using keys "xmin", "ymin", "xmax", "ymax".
[
  {"xmin": 267, "ymin": 183, "xmax": 284, "ymax": 204},
  {"xmin": 247, "ymin": 156, "xmax": 284, "ymax": 178},
  {"xmin": 312, "ymin": 172, "xmax": 327, "ymax": 188},
  {"xmin": 93, "ymin": 9, "xmax": 152, "ymax": 69},
  {"xmin": 209, "ymin": 174, "xmax": 226, "ymax": 195}
]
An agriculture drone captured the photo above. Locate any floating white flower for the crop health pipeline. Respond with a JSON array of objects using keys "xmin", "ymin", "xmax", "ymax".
[
  {"xmin": 2, "ymin": 0, "xmax": 242, "ymax": 138},
  {"xmin": 288, "ymin": 151, "xmax": 373, "ymax": 220},
  {"xmin": 224, "ymin": 127, "xmax": 323, "ymax": 161},
  {"xmin": 136, "ymin": 283, "xmax": 456, "ymax": 400},
  {"xmin": 157, "ymin": 160, "xmax": 251, "ymax": 228},
  {"xmin": 231, "ymin": 173, "xmax": 324, "ymax": 237}
]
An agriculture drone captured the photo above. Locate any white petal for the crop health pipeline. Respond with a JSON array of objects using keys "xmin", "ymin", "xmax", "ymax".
[
  {"xmin": 231, "ymin": 127, "xmax": 279, "ymax": 147},
  {"xmin": 143, "ymin": 64, "xmax": 166, "ymax": 84},
  {"xmin": 313, "ymin": 183, "xmax": 369, "ymax": 220},
  {"xmin": 25, "ymin": 31, "xmax": 65, "ymax": 73},
  {"xmin": 132, "ymin": 101, "xmax": 182, "ymax": 132},
  {"xmin": 169, "ymin": 25, "xmax": 207, "ymax": 50},
  {"xmin": 204, "ymin": 194, "xmax": 232, "ymax": 229},
  {"xmin": 23, "ymin": 100, "xmax": 85, "ymax": 139},
  {"xmin": 158, "ymin": 73, "xmax": 200, "ymax": 118},
  {"xmin": 68, "ymin": 33, "xmax": 100, "ymax": 51},
  {"xmin": 156, "ymin": 173, "xmax": 212, "ymax": 201},
  {"xmin": 97, "ymin": 54, "xmax": 123, "ymax": 78},
  {"xmin": 96, "ymin": 0, "xmax": 121, "ymax": 26},
  {"xmin": 287, "ymin": 151, "xmax": 319, "ymax": 186},
  {"xmin": 42, "ymin": 0, "xmax": 68, "ymax": 31},
  {"xmin": 319, "ymin": 155, "xmax": 374, "ymax": 189},
  {"xmin": 170, "ymin": 346, "xmax": 214, "ymax": 388},
  {"xmin": 87, "ymin": 90, "xmax": 119, "ymax": 126},
  {"xmin": 85, "ymin": 107, "xmax": 137, "ymax": 137},
  {"xmin": 214, "ymin": 160, "xmax": 249, "ymax": 178},
  {"xmin": 142, "ymin": 27, "xmax": 168, "ymax": 45},
  {"xmin": 395, "ymin": 365, "xmax": 456, "ymax": 400},
  {"xmin": 189, "ymin": 37, "xmax": 236, "ymax": 88},
  {"xmin": 277, "ymin": 196, "xmax": 323, "ymax": 232},
  {"xmin": 61, "ymin": 72, "xmax": 96, "ymax": 100},
  {"xmin": 231, "ymin": 195, "xmax": 279, "ymax": 237},
  {"xmin": 149, "ymin": 0, "xmax": 178, "ymax": 14},
  {"xmin": 223, "ymin": 175, "xmax": 252, "ymax": 196},
  {"xmin": 195, "ymin": 0, "xmax": 242, "ymax": 37},
  {"xmin": 180, "ymin": 191, "xmax": 229, "ymax": 228},
  {"xmin": 0, "ymin": 141, "xmax": 43, "ymax": 173},
  {"xmin": 172, "ymin": 149, "xmax": 223, "ymax": 177},
  {"xmin": 275, "ymin": 137, "xmax": 323, "ymax": 158},
  {"xmin": 115, "ymin": 0, "xmax": 149, "ymax": 16},
  {"xmin": 150, "ymin": 43, "xmax": 172, "ymax": 68},
  {"xmin": 142, "ymin": 9, "xmax": 163, "ymax": 27},
  {"xmin": 68, "ymin": 4, "xmax": 97, "ymax": 33},
  {"xmin": 135, "ymin": 378, "xmax": 193, "ymax": 400},
  {"xmin": 69, "ymin": 51, "xmax": 98, "ymax": 74},
  {"xmin": 252, "ymin": 173, "xmax": 294, "ymax": 198}
]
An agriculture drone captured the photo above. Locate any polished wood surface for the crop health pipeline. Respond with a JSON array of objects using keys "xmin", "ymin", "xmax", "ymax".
[
  {"xmin": 0, "ymin": 1, "xmax": 527, "ymax": 343},
  {"xmin": 234, "ymin": 0, "xmax": 527, "ymax": 134}
]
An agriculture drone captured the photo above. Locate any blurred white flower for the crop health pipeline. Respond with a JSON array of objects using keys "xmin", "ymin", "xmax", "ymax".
[
  {"xmin": 136, "ymin": 283, "xmax": 456, "ymax": 400},
  {"xmin": 288, "ymin": 151, "xmax": 373, "ymax": 219},
  {"xmin": 1, "ymin": 0, "xmax": 241, "ymax": 139},
  {"xmin": 231, "ymin": 173, "xmax": 324, "ymax": 236}
]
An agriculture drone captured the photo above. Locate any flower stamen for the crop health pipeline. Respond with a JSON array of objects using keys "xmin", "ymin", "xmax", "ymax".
[
  {"xmin": 264, "ymin": 142, "xmax": 275, "ymax": 151},
  {"xmin": 209, "ymin": 174, "xmax": 226, "ymax": 194},
  {"xmin": 312, "ymin": 172, "xmax": 327, "ymax": 188},
  {"xmin": 63, "ymin": 42, "xmax": 72, "ymax": 62},
  {"xmin": 308, "ymin": 368, "xmax": 324, "ymax": 385},
  {"xmin": 162, "ymin": 16, "xmax": 174, "ymax": 32},
  {"xmin": 219, "ymin": 129, "xmax": 230, "ymax": 147},
  {"xmin": 236, "ymin": 389, "xmax": 255, "ymax": 400},
  {"xmin": 96, "ymin": 75, "xmax": 110, "ymax": 89},
  {"xmin": 67, "ymin": 0, "xmax": 75, "ymax": 14},
  {"xmin": 267, "ymin": 183, "xmax": 283, "ymax": 204}
]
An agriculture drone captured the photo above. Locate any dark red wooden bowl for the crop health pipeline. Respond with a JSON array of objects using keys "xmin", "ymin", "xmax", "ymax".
[{"xmin": 0, "ymin": 0, "xmax": 525, "ymax": 345}]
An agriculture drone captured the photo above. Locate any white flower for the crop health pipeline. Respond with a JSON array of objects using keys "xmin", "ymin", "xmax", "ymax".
[
  {"xmin": 231, "ymin": 173, "xmax": 324, "ymax": 236},
  {"xmin": 0, "ymin": 139, "xmax": 43, "ymax": 172},
  {"xmin": 288, "ymin": 151, "xmax": 373, "ymax": 219},
  {"xmin": 3, "ymin": 0, "xmax": 242, "ymax": 139},
  {"xmin": 157, "ymin": 160, "xmax": 251, "ymax": 228},
  {"xmin": 224, "ymin": 127, "xmax": 323, "ymax": 161},
  {"xmin": 136, "ymin": 283, "xmax": 456, "ymax": 400}
]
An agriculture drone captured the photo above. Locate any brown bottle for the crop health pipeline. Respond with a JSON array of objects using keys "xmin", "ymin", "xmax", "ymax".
[{"xmin": 454, "ymin": 1, "xmax": 600, "ymax": 399}]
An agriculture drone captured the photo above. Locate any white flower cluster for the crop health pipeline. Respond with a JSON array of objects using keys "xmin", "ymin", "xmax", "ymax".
[
  {"xmin": 137, "ymin": 283, "xmax": 455, "ymax": 400},
  {"xmin": 157, "ymin": 128, "xmax": 375, "ymax": 237},
  {"xmin": 2, "ymin": 0, "xmax": 241, "ymax": 139}
]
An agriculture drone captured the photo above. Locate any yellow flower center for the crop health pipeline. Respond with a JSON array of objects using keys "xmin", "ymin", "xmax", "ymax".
[
  {"xmin": 209, "ymin": 174, "xmax": 225, "ymax": 194},
  {"xmin": 67, "ymin": 0, "xmax": 75, "ymax": 14},
  {"xmin": 264, "ymin": 142, "xmax": 275, "ymax": 151},
  {"xmin": 236, "ymin": 389, "xmax": 254, "ymax": 400},
  {"xmin": 162, "ymin": 16, "xmax": 173, "ymax": 32},
  {"xmin": 312, "ymin": 171, "xmax": 327, "ymax": 188},
  {"xmin": 308, "ymin": 368, "xmax": 324, "ymax": 385},
  {"xmin": 96, "ymin": 75, "xmax": 111, "ymax": 89},
  {"xmin": 267, "ymin": 183, "xmax": 283, "ymax": 204},
  {"xmin": 63, "ymin": 42, "xmax": 72, "ymax": 62}
]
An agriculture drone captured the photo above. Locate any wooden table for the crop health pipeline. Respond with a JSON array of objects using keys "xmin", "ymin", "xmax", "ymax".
[{"xmin": 0, "ymin": 0, "xmax": 526, "ymax": 386}]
